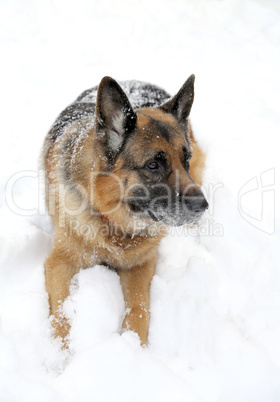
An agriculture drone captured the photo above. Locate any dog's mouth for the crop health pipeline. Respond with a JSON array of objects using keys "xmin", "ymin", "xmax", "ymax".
[
  {"xmin": 148, "ymin": 210, "xmax": 159, "ymax": 222},
  {"xmin": 147, "ymin": 209, "xmax": 205, "ymax": 226}
]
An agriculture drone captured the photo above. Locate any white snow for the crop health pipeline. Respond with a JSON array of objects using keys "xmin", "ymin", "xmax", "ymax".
[{"xmin": 1, "ymin": 0, "xmax": 280, "ymax": 401}]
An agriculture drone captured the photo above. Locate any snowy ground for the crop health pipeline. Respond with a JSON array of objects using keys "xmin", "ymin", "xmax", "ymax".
[{"xmin": 1, "ymin": 0, "xmax": 280, "ymax": 401}]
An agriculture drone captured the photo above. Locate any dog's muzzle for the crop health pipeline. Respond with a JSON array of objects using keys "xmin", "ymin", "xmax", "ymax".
[
  {"xmin": 148, "ymin": 193, "xmax": 208, "ymax": 226},
  {"xmin": 129, "ymin": 185, "xmax": 208, "ymax": 227}
]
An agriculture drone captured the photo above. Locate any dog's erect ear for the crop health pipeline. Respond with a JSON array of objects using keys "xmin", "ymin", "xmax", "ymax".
[
  {"xmin": 95, "ymin": 76, "xmax": 137, "ymax": 151},
  {"xmin": 160, "ymin": 75, "xmax": 195, "ymax": 122}
]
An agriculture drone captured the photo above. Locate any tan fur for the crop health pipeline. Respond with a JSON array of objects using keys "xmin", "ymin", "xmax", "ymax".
[
  {"xmin": 189, "ymin": 126, "xmax": 205, "ymax": 186},
  {"xmin": 43, "ymin": 81, "xmax": 206, "ymax": 347}
]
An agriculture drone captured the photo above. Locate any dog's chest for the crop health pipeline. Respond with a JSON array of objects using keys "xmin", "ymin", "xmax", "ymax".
[{"xmin": 83, "ymin": 232, "xmax": 157, "ymax": 270}]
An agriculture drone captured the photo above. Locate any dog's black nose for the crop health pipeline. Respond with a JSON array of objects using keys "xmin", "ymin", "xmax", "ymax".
[{"xmin": 185, "ymin": 196, "xmax": 208, "ymax": 214}]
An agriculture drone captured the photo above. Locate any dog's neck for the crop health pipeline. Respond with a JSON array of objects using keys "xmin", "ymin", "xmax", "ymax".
[{"xmin": 94, "ymin": 207, "xmax": 165, "ymax": 240}]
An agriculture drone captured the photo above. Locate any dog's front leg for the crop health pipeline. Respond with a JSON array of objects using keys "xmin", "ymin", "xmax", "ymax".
[
  {"xmin": 117, "ymin": 256, "xmax": 156, "ymax": 346},
  {"xmin": 44, "ymin": 241, "xmax": 80, "ymax": 347}
]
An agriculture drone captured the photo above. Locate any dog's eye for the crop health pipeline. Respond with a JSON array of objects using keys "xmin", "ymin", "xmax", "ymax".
[{"xmin": 147, "ymin": 161, "xmax": 159, "ymax": 170}]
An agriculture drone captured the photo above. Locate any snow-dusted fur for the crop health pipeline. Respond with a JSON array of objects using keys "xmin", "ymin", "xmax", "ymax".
[{"xmin": 42, "ymin": 75, "xmax": 207, "ymax": 347}]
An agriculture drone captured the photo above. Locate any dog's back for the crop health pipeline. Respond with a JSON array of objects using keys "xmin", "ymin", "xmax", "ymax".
[{"xmin": 43, "ymin": 81, "xmax": 170, "ymax": 152}]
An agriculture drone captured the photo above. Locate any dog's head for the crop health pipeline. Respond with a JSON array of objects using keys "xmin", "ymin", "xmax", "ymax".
[{"xmin": 93, "ymin": 76, "xmax": 208, "ymax": 229}]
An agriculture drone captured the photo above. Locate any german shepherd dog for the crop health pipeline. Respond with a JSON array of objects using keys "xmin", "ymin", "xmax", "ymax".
[{"xmin": 42, "ymin": 75, "xmax": 208, "ymax": 346}]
